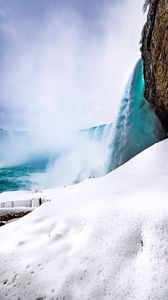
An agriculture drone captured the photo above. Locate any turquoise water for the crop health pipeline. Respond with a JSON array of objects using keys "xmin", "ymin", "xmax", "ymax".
[{"xmin": 0, "ymin": 159, "xmax": 48, "ymax": 192}]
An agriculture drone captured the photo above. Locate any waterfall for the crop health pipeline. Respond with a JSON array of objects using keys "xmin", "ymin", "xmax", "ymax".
[
  {"xmin": 109, "ymin": 59, "xmax": 165, "ymax": 171},
  {"xmin": 0, "ymin": 60, "xmax": 166, "ymax": 192},
  {"xmin": 81, "ymin": 123, "xmax": 113, "ymax": 144}
]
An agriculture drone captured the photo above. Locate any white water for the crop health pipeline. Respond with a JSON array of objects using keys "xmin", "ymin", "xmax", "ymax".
[{"xmin": 32, "ymin": 123, "xmax": 114, "ymax": 188}]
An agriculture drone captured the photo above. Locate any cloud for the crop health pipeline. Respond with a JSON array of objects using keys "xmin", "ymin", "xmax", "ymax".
[{"xmin": 0, "ymin": 0, "xmax": 146, "ymax": 131}]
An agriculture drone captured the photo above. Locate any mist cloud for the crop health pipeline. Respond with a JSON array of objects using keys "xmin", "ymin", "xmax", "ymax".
[{"xmin": 0, "ymin": 0, "xmax": 146, "ymax": 132}]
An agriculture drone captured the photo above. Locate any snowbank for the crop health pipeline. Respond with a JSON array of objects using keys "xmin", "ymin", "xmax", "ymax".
[{"xmin": 0, "ymin": 139, "xmax": 168, "ymax": 299}]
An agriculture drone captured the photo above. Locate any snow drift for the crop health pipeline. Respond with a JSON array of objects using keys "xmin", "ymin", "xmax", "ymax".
[{"xmin": 0, "ymin": 139, "xmax": 168, "ymax": 299}]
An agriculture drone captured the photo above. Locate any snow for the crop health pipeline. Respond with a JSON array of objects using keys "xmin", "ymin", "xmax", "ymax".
[
  {"xmin": 0, "ymin": 139, "xmax": 168, "ymax": 299},
  {"xmin": 0, "ymin": 188, "xmax": 65, "ymax": 203}
]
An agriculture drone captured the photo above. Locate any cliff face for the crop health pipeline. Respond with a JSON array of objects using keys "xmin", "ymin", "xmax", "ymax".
[{"xmin": 141, "ymin": 0, "xmax": 168, "ymax": 133}]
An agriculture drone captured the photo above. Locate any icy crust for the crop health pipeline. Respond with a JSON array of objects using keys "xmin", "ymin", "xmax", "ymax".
[{"xmin": 0, "ymin": 140, "xmax": 168, "ymax": 299}]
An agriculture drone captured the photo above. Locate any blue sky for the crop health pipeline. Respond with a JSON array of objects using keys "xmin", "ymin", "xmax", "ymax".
[{"xmin": 0, "ymin": 0, "xmax": 145, "ymax": 130}]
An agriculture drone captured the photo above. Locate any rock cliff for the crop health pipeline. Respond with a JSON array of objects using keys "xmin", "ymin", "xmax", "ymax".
[{"xmin": 141, "ymin": 0, "xmax": 168, "ymax": 134}]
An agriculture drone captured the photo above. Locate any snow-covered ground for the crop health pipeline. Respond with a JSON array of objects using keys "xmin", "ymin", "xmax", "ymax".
[
  {"xmin": 0, "ymin": 187, "xmax": 68, "ymax": 204},
  {"xmin": 0, "ymin": 139, "xmax": 168, "ymax": 300}
]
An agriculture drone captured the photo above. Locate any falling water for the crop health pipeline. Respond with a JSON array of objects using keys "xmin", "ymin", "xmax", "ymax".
[
  {"xmin": 81, "ymin": 123, "xmax": 113, "ymax": 144},
  {"xmin": 109, "ymin": 59, "xmax": 165, "ymax": 171}
]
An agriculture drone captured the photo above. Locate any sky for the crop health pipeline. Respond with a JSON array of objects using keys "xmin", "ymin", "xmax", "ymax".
[{"xmin": 0, "ymin": 0, "xmax": 146, "ymax": 131}]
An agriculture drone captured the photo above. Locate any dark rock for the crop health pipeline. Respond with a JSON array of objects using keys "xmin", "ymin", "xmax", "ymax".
[
  {"xmin": 0, "ymin": 222, "xmax": 6, "ymax": 227},
  {"xmin": 141, "ymin": 0, "xmax": 168, "ymax": 134}
]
